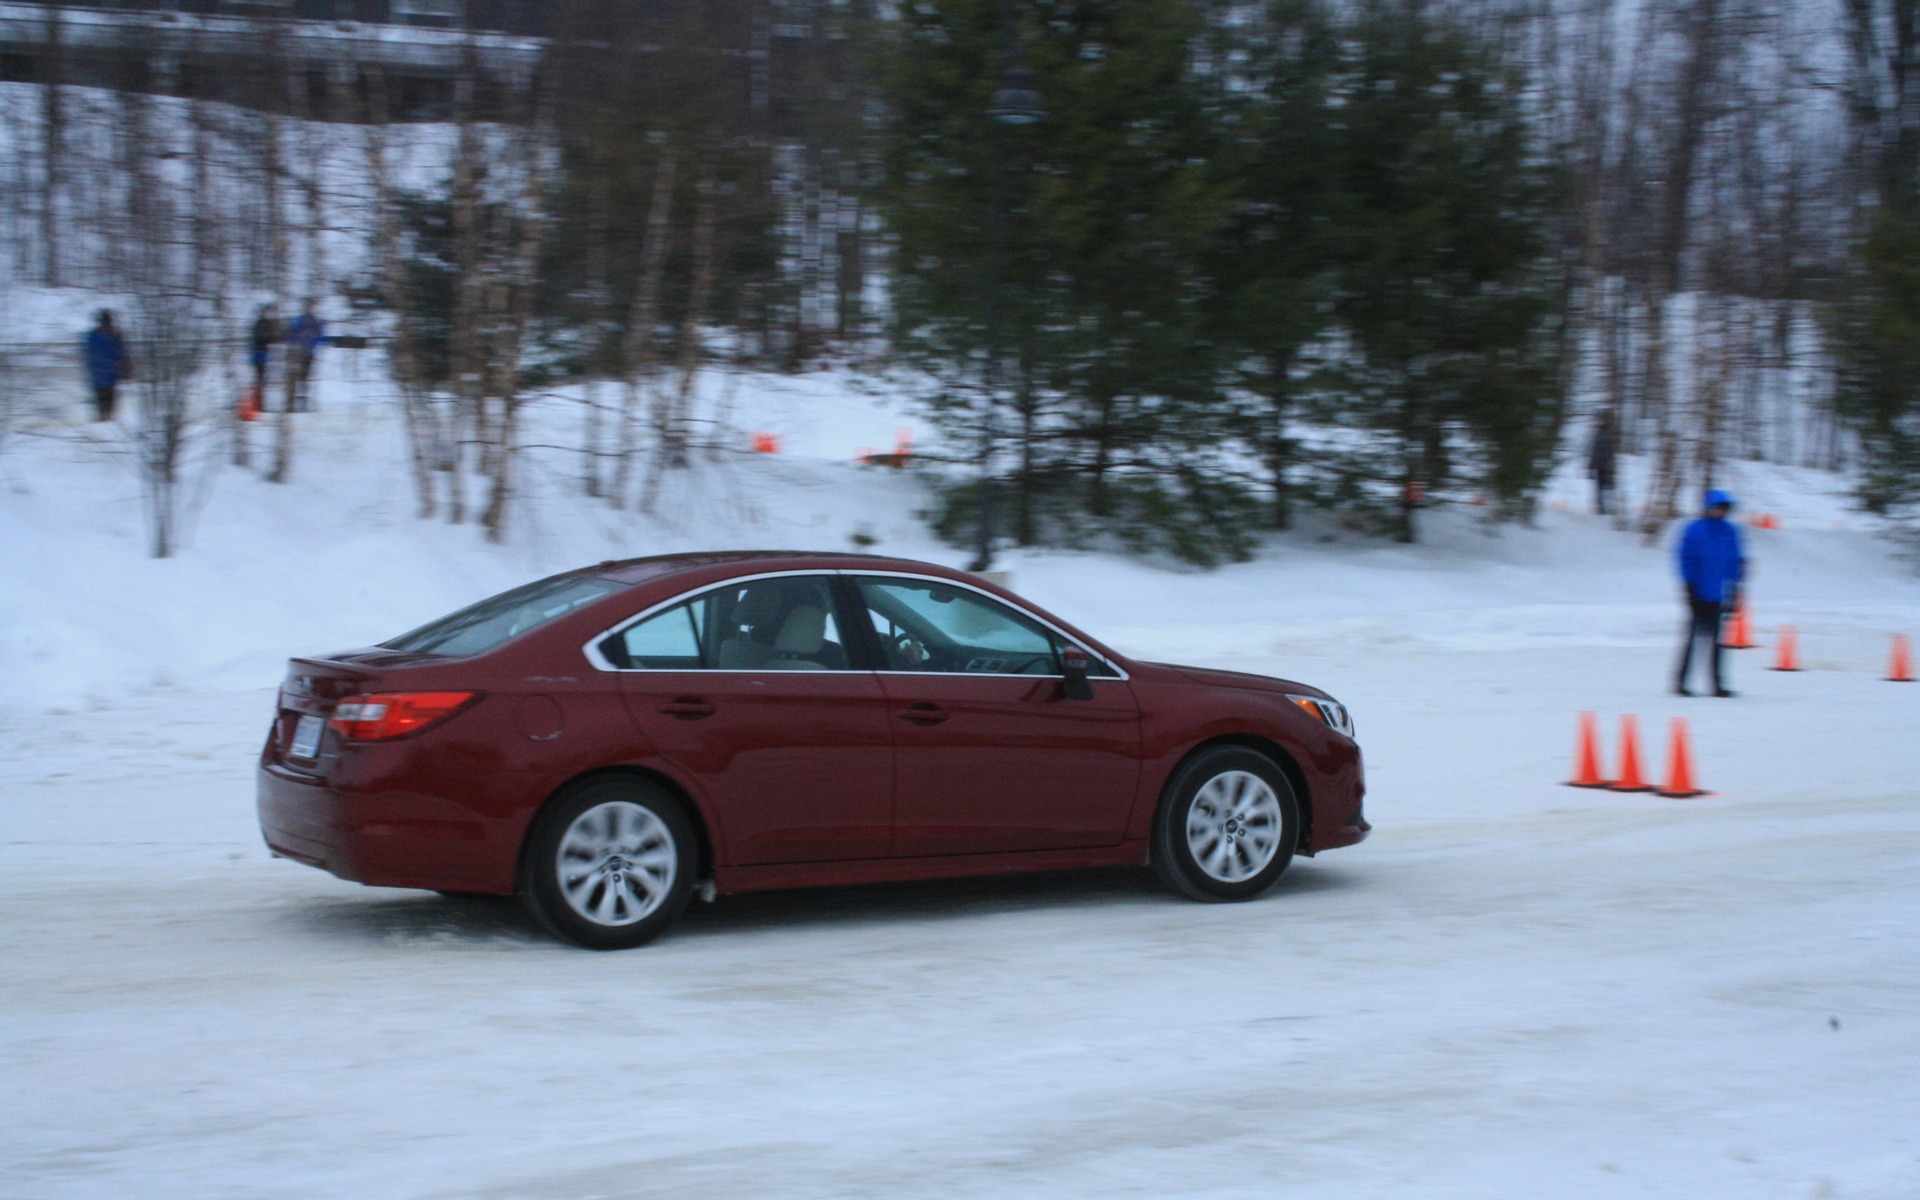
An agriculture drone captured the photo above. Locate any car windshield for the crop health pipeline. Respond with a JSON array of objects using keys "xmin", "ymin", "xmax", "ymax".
[{"xmin": 385, "ymin": 575, "xmax": 622, "ymax": 657}]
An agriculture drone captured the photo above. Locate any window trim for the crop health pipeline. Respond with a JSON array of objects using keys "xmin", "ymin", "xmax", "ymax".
[{"xmin": 581, "ymin": 568, "xmax": 1129, "ymax": 681}]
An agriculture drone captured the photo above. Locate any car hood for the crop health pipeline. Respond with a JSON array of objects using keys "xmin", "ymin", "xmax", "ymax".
[{"xmin": 1149, "ymin": 663, "xmax": 1325, "ymax": 699}]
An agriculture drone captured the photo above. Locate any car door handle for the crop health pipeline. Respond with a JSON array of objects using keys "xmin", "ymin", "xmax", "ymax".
[
  {"xmin": 657, "ymin": 698, "xmax": 715, "ymax": 720},
  {"xmin": 897, "ymin": 702, "xmax": 950, "ymax": 726}
]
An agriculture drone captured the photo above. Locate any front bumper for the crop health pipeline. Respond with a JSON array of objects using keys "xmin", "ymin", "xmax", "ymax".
[{"xmin": 1315, "ymin": 796, "xmax": 1370, "ymax": 851}]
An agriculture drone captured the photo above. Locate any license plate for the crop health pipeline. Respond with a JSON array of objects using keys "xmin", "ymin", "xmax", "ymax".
[{"xmin": 289, "ymin": 714, "xmax": 325, "ymax": 760}]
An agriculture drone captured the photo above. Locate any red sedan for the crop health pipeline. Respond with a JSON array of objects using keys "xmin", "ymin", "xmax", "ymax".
[{"xmin": 258, "ymin": 553, "xmax": 1368, "ymax": 948}]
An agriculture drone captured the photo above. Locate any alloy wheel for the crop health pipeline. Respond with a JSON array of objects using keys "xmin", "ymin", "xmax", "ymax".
[
  {"xmin": 1185, "ymin": 769, "xmax": 1283, "ymax": 883},
  {"xmin": 555, "ymin": 800, "xmax": 679, "ymax": 926}
]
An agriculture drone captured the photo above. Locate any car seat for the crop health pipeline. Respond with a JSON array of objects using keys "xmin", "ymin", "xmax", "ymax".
[{"xmin": 765, "ymin": 604, "xmax": 831, "ymax": 670}]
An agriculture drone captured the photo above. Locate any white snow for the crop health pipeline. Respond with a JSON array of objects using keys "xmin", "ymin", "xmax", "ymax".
[{"xmin": 3, "ymin": 363, "xmax": 1919, "ymax": 1198}]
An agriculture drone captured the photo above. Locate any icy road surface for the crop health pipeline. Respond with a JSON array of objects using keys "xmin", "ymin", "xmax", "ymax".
[{"xmin": 5, "ymin": 630, "xmax": 1917, "ymax": 1200}]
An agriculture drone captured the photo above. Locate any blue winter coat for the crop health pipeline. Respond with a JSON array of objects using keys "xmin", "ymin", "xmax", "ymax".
[
  {"xmin": 1677, "ymin": 513, "xmax": 1746, "ymax": 604},
  {"xmin": 84, "ymin": 328, "xmax": 127, "ymax": 389},
  {"xmin": 286, "ymin": 314, "xmax": 326, "ymax": 359}
]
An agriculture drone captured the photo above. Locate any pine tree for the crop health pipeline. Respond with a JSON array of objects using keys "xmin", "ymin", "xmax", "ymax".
[
  {"xmin": 1831, "ymin": 208, "xmax": 1920, "ymax": 515},
  {"xmin": 1831, "ymin": 0, "xmax": 1920, "ymax": 517},
  {"xmin": 1202, "ymin": 0, "xmax": 1345, "ymax": 531},
  {"xmin": 881, "ymin": 0, "xmax": 1247, "ymax": 565},
  {"xmin": 1325, "ymin": 0, "xmax": 1567, "ymax": 542}
]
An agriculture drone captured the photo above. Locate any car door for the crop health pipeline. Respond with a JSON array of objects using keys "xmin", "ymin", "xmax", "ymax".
[
  {"xmin": 602, "ymin": 573, "xmax": 895, "ymax": 866},
  {"xmin": 850, "ymin": 574, "xmax": 1141, "ymax": 857}
]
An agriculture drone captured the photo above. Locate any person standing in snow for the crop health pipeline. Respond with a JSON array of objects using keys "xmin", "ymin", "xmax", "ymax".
[
  {"xmin": 248, "ymin": 304, "xmax": 279, "ymax": 408},
  {"xmin": 82, "ymin": 309, "xmax": 129, "ymax": 422},
  {"xmin": 1587, "ymin": 410, "xmax": 1618, "ymax": 516},
  {"xmin": 284, "ymin": 298, "xmax": 325, "ymax": 414},
  {"xmin": 1675, "ymin": 488, "xmax": 1746, "ymax": 697}
]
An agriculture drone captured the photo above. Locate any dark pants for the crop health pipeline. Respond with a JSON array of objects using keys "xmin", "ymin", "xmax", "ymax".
[
  {"xmin": 92, "ymin": 383, "xmax": 118, "ymax": 421},
  {"xmin": 286, "ymin": 354, "xmax": 314, "ymax": 412},
  {"xmin": 1676, "ymin": 598, "xmax": 1724, "ymax": 693},
  {"xmin": 1594, "ymin": 475, "xmax": 1614, "ymax": 515}
]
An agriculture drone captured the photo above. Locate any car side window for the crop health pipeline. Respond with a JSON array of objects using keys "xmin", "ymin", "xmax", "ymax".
[
  {"xmin": 604, "ymin": 575, "xmax": 849, "ymax": 671},
  {"xmin": 613, "ymin": 599, "xmax": 707, "ymax": 669},
  {"xmin": 855, "ymin": 577, "xmax": 1073, "ymax": 675}
]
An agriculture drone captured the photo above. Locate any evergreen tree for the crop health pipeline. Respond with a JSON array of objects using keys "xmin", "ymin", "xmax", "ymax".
[
  {"xmin": 1324, "ymin": 0, "xmax": 1567, "ymax": 542},
  {"xmin": 881, "ymin": 0, "xmax": 1246, "ymax": 565},
  {"xmin": 1831, "ymin": 207, "xmax": 1920, "ymax": 516},
  {"xmin": 1831, "ymin": 0, "xmax": 1920, "ymax": 518},
  {"xmin": 1202, "ymin": 0, "xmax": 1345, "ymax": 531}
]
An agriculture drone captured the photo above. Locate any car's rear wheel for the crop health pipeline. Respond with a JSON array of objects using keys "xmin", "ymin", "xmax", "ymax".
[
  {"xmin": 1151, "ymin": 746, "xmax": 1298, "ymax": 902},
  {"xmin": 520, "ymin": 778, "xmax": 695, "ymax": 949}
]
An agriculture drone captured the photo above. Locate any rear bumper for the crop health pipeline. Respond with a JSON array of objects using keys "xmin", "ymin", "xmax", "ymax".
[{"xmin": 256, "ymin": 760, "xmax": 523, "ymax": 893}]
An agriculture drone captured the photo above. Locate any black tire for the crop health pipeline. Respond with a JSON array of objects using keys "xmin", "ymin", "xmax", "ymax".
[
  {"xmin": 1150, "ymin": 746, "xmax": 1299, "ymax": 902},
  {"xmin": 519, "ymin": 777, "xmax": 697, "ymax": 950}
]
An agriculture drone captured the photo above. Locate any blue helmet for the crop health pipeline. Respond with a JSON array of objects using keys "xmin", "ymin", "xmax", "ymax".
[{"xmin": 1704, "ymin": 488, "xmax": 1735, "ymax": 511}]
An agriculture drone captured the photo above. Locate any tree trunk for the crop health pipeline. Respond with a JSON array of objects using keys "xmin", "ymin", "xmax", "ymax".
[
  {"xmin": 1636, "ymin": 0, "xmax": 1723, "ymax": 540},
  {"xmin": 263, "ymin": 69, "xmax": 294, "ymax": 483},
  {"xmin": 39, "ymin": 6, "xmax": 63, "ymax": 287},
  {"xmin": 641, "ymin": 173, "xmax": 718, "ymax": 514},
  {"xmin": 1089, "ymin": 394, "xmax": 1116, "ymax": 516},
  {"xmin": 1640, "ymin": 291, "xmax": 1685, "ymax": 539},
  {"xmin": 582, "ymin": 165, "xmax": 611, "ymax": 497},
  {"xmin": 838, "ymin": 190, "xmax": 865, "ymax": 341},
  {"xmin": 365, "ymin": 69, "xmax": 437, "ymax": 519},
  {"xmin": 614, "ymin": 142, "xmax": 679, "ymax": 509},
  {"xmin": 482, "ymin": 82, "xmax": 553, "ymax": 543},
  {"xmin": 1014, "ymin": 364, "xmax": 1037, "ymax": 545},
  {"xmin": 443, "ymin": 57, "xmax": 486, "ymax": 525},
  {"xmin": 1264, "ymin": 356, "xmax": 1294, "ymax": 531},
  {"xmin": 269, "ymin": 64, "xmax": 320, "ymax": 485}
]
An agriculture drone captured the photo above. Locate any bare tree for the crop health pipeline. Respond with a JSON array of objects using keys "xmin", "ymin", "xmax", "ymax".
[
  {"xmin": 640, "ymin": 168, "xmax": 718, "ymax": 513},
  {"xmin": 479, "ymin": 83, "xmax": 557, "ymax": 543},
  {"xmin": 581, "ymin": 160, "xmax": 612, "ymax": 498},
  {"xmin": 613, "ymin": 141, "xmax": 679, "ymax": 508},
  {"xmin": 39, "ymin": 4, "xmax": 65, "ymax": 287},
  {"xmin": 365, "ymin": 67, "xmax": 442, "ymax": 520},
  {"xmin": 110, "ymin": 85, "xmax": 218, "ymax": 559}
]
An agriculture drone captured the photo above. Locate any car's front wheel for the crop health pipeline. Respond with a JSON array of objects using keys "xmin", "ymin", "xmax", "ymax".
[
  {"xmin": 520, "ymin": 778, "xmax": 696, "ymax": 949},
  {"xmin": 1151, "ymin": 746, "xmax": 1299, "ymax": 902}
]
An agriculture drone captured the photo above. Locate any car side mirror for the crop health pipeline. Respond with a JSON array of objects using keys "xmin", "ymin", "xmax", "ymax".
[{"xmin": 1060, "ymin": 646, "xmax": 1095, "ymax": 701}]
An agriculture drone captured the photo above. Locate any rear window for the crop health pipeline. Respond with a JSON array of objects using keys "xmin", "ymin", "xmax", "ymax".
[{"xmin": 384, "ymin": 576, "xmax": 623, "ymax": 657}]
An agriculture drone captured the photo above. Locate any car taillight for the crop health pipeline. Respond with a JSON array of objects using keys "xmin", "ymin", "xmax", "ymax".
[{"xmin": 329, "ymin": 692, "xmax": 478, "ymax": 741}]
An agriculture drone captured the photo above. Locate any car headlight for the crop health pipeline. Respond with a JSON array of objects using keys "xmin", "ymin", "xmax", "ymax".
[{"xmin": 1289, "ymin": 694, "xmax": 1354, "ymax": 739}]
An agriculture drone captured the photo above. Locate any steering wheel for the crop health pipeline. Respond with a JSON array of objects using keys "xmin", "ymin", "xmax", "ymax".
[
  {"xmin": 887, "ymin": 631, "xmax": 931, "ymax": 669},
  {"xmin": 1009, "ymin": 654, "xmax": 1056, "ymax": 675}
]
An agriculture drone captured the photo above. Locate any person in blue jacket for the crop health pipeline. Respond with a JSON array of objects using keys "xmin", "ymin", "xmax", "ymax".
[
  {"xmin": 1675, "ymin": 488, "xmax": 1747, "ymax": 697},
  {"xmin": 284, "ymin": 298, "xmax": 326, "ymax": 413},
  {"xmin": 82, "ymin": 309, "xmax": 129, "ymax": 421}
]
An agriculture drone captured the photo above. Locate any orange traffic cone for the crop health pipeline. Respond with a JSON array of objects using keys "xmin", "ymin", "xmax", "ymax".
[
  {"xmin": 1608, "ymin": 714, "xmax": 1650, "ymax": 792},
  {"xmin": 1768, "ymin": 626, "xmax": 1801, "ymax": 672},
  {"xmin": 1655, "ymin": 718, "xmax": 1709, "ymax": 798},
  {"xmin": 1888, "ymin": 634, "xmax": 1914, "ymax": 683},
  {"xmin": 1565, "ymin": 711, "xmax": 1609, "ymax": 788},
  {"xmin": 1723, "ymin": 598, "xmax": 1755, "ymax": 649}
]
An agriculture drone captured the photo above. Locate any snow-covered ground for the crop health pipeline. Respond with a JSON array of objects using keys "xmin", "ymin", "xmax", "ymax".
[{"xmin": 3, "ymin": 362, "xmax": 1918, "ymax": 1198}]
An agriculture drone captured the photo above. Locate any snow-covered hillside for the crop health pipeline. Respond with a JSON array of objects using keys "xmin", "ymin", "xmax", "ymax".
[{"xmin": 3, "ymin": 366, "xmax": 1918, "ymax": 1198}]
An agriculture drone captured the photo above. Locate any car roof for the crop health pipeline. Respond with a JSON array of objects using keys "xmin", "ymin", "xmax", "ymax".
[
  {"xmin": 567, "ymin": 551, "xmax": 1128, "ymax": 668},
  {"xmin": 583, "ymin": 551, "xmax": 980, "ymax": 587}
]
